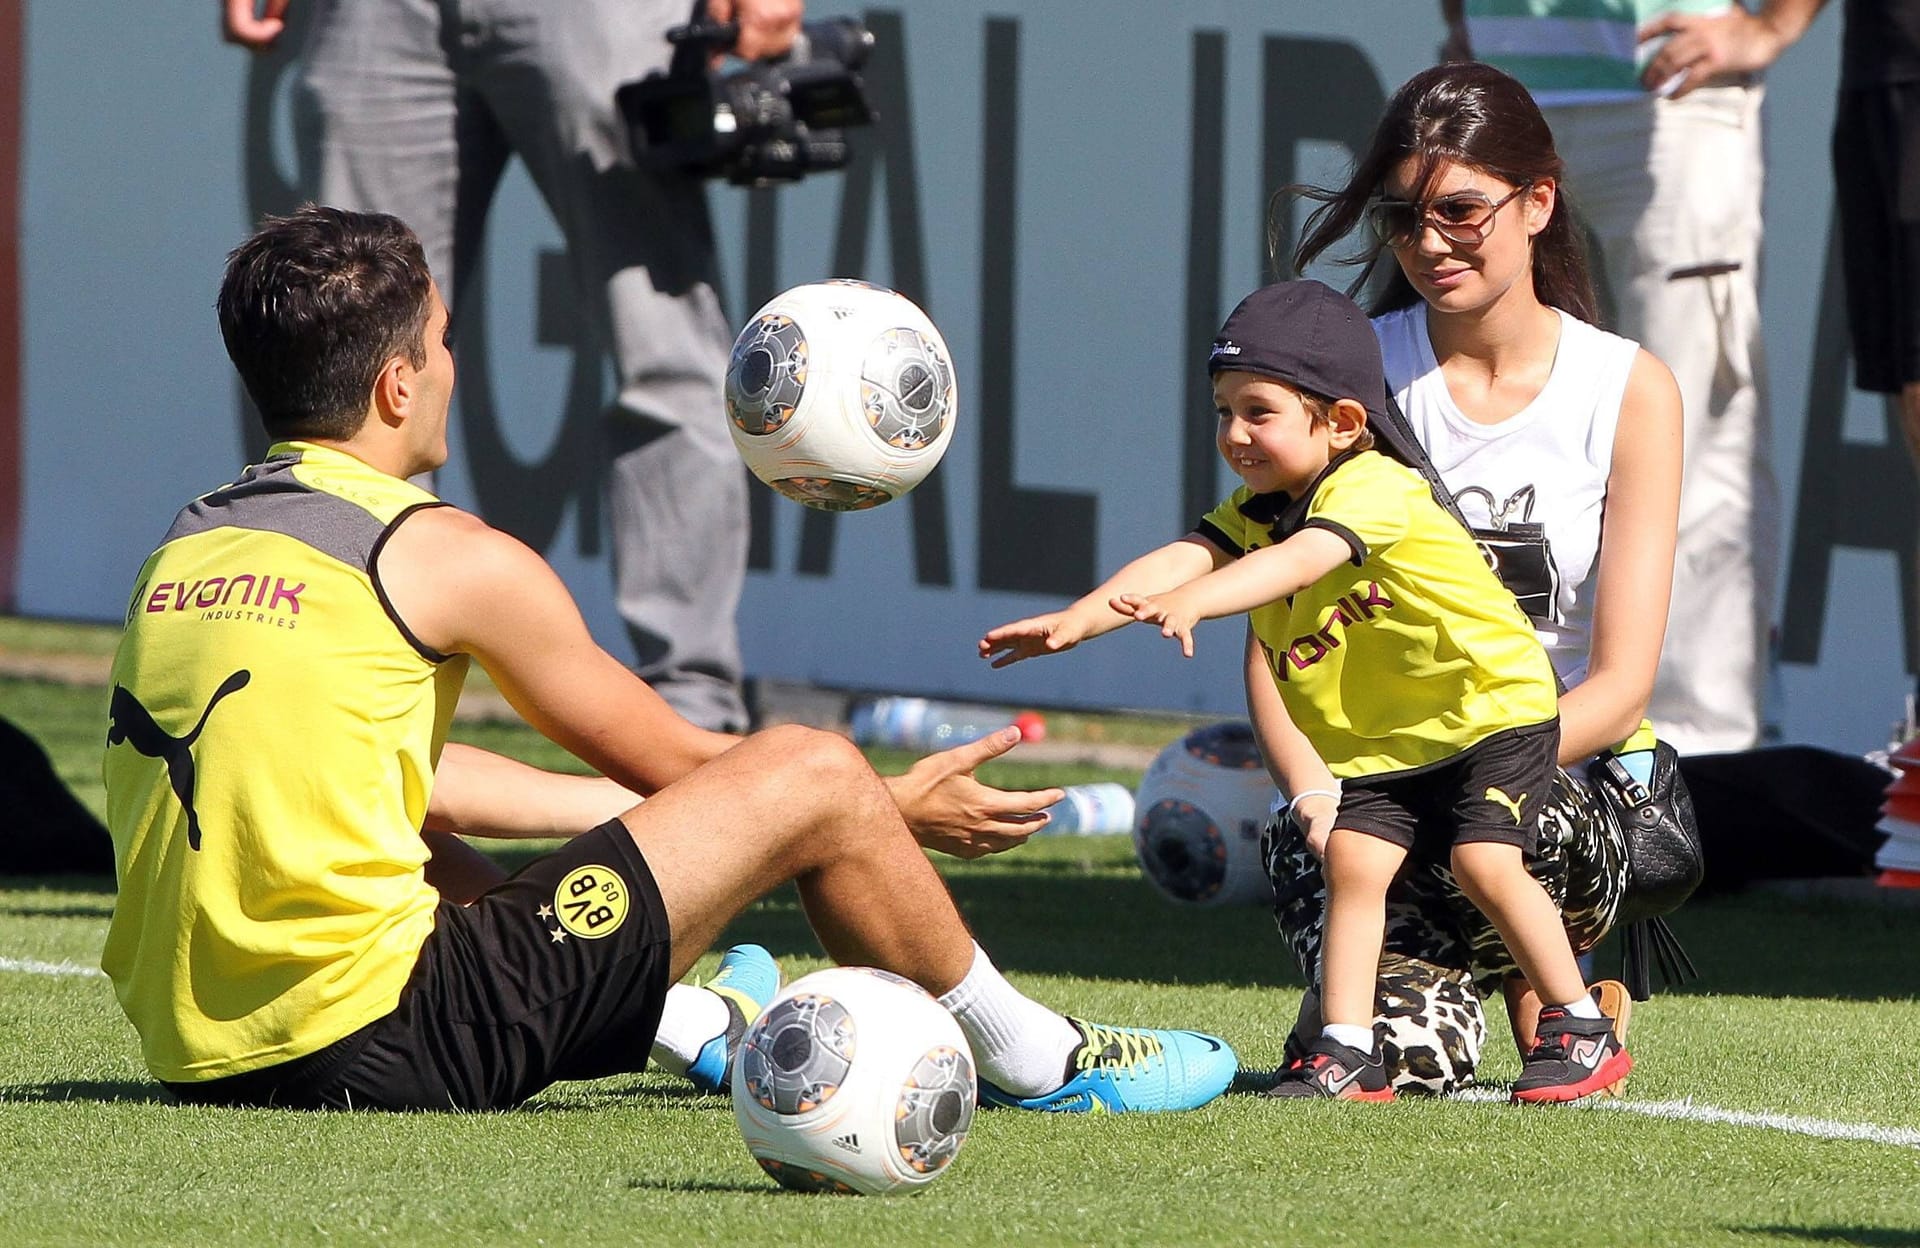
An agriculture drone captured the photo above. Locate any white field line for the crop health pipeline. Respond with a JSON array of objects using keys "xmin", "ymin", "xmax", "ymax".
[
  {"xmin": 1450, "ymin": 1086, "xmax": 1920, "ymax": 1149},
  {"xmin": 4, "ymin": 948, "xmax": 1915, "ymax": 1152},
  {"xmin": 0, "ymin": 955, "xmax": 106, "ymax": 979}
]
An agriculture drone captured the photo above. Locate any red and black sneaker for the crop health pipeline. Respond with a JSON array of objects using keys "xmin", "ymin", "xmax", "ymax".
[
  {"xmin": 1511, "ymin": 1005, "xmax": 1633, "ymax": 1103},
  {"xmin": 1265, "ymin": 1036, "xmax": 1395, "ymax": 1102}
]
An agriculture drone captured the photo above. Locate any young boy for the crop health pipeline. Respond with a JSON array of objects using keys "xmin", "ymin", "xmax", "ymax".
[{"xmin": 981, "ymin": 280, "xmax": 1630, "ymax": 1102}]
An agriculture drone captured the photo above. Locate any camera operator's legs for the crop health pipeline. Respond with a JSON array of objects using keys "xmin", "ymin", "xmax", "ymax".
[
  {"xmin": 298, "ymin": 0, "xmax": 511, "ymax": 307},
  {"xmin": 476, "ymin": 0, "xmax": 750, "ymax": 732},
  {"xmin": 304, "ymin": 0, "xmax": 751, "ymax": 733}
]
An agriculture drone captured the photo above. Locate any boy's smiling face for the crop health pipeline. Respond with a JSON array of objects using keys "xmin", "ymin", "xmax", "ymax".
[{"xmin": 1213, "ymin": 370, "xmax": 1335, "ymax": 497}]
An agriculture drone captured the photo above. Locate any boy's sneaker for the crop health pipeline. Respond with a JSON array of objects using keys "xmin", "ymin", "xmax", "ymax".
[
  {"xmin": 1264, "ymin": 1035, "xmax": 1395, "ymax": 1101},
  {"xmin": 1511, "ymin": 1005, "xmax": 1633, "ymax": 1103},
  {"xmin": 978, "ymin": 1018, "xmax": 1237, "ymax": 1113},
  {"xmin": 685, "ymin": 944, "xmax": 780, "ymax": 1093}
]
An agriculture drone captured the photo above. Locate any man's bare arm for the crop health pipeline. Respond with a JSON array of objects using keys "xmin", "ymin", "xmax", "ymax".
[
  {"xmin": 379, "ymin": 506, "xmax": 737, "ymax": 799},
  {"xmin": 426, "ymin": 742, "xmax": 639, "ymax": 838}
]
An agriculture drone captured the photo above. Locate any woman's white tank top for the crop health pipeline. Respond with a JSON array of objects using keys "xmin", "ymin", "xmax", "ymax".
[{"xmin": 1373, "ymin": 302, "xmax": 1639, "ymax": 685}]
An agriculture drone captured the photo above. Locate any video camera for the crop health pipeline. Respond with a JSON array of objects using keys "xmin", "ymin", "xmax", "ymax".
[{"xmin": 617, "ymin": 5, "xmax": 876, "ymax": 187}]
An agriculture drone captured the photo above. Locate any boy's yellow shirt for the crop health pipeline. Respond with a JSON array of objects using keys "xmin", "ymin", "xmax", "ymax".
[{"xmin": 1198, "ymin": 448, "xmax": 1558, "ymax": 778}]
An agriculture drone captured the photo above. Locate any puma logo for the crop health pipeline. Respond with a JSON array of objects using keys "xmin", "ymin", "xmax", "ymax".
[
  {"xmin": 1484, "ymin": 787, "xmax": 1526, "ymax": 824},
  {"xmin": 107, "ymin": 670, "xmax": 251, "ymax": 851}
]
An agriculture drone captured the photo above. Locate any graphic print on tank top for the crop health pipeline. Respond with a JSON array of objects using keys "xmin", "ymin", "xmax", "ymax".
[
  {"xmin": 106, "ymin": 670, "xmax": 252, "ymax": 851},
  {"xmin": 1453, "ymin": 483, "xmax": 1563, "ymax": 624}
]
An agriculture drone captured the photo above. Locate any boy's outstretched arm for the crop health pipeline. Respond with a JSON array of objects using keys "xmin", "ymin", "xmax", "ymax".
[
  {"xmin": 978, "ymin": 535, "xmax": 1225, "ymax": 667},
  {"xmin": 1114, "ymin": 528, "xmax": 1351, "ymax": 657},
  {"xmin": 1243, "ymin": 626, "xmax": 1339, "ymax": 859}
]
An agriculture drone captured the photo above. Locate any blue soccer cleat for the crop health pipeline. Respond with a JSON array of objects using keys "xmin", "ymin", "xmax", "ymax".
[
  {"xmin": 978, "ymin": 1017, "xmax": 1237, "ymax": 1113},
  {"xmin": 685, "ymin": 943, "xmax": 780, "ymax": 1094}
]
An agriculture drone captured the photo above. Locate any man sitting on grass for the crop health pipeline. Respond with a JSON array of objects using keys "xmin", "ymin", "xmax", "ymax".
[{"xmin": 99, "ymin": 205, "xmax": 1237, "ymax": 1114}]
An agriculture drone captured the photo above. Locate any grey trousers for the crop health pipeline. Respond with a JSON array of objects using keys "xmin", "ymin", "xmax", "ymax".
[{"xmin": 299, "ymin": 0, "xmax": 749, "ymax": 730}]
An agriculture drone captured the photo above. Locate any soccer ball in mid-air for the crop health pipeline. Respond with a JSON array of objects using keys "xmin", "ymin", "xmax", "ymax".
[
  {"xmin": 724, "ymin": 279, "xmax": 957, "ymax": 511},
  {"xmin": 732, "ymin": 966, "xmax": 976, "ymax": 1195},
  {"xmin": 1133, "ymin": 721, "xmax": 1278, "ymax": 906}
]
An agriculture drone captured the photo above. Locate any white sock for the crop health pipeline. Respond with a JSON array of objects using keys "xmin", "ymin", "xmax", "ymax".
[
  {"xmin": 1320, "ymin": 1023, "xmax": 1376, "ymax": 1053},
  {"xmin": 937, "ymin": 944, "xmax": 1081, "ymax": 1097},
  {"xmin": 649, "ymin": 983, "xmax": 731, "ymax": 1075},
  {"xmin": 1557, "ymin": 993, "xmax": 1605, "ymax": 1021}
]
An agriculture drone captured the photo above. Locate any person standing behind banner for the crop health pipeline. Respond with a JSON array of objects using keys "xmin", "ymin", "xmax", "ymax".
[
  {"xmin": 220, "ymin": 0, "xmax": 798, "ymax": 733},
  {"xmin": 1443, "ymin": 0, "xmax": 1825, "ymax": 755},
  {"xmin": 1830, "ymin": 0, "xmax": 1920, "ymax": 733}
]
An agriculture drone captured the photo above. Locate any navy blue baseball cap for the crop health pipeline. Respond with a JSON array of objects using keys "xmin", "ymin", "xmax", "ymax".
[{"xmin": 1208, "ymin": 280, "xmax": 1388, "ymax": 423}]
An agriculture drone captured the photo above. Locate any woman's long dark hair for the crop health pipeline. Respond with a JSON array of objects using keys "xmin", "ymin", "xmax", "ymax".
[{"xmin": 1284, "ymin": 62, "xmax": 1598, "ymax": 322}]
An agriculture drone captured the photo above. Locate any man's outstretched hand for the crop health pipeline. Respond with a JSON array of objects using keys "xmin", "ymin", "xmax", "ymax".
[{"xmin": 886, "ymin": 726, "xmax": 1064, "ymax": 859}]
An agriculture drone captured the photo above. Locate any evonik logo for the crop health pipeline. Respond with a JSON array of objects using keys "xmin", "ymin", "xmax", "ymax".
[
  {"xmin": 138, "ymin": 572, "xmax": 307, "ymax": 631},
  {"xmin": 1276, "ymin": 582, "xmax": 1394, "ymax": 678}
]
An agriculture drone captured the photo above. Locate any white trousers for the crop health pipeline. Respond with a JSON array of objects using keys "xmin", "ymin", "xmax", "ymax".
[{"xmin": 1545, "ymin": 85, "xmax": 1778, "ymax": 754}]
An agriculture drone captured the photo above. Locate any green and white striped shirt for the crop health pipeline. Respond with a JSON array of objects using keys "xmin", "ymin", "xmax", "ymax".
[{"xmin": 1466, "ymin": 0, "xmax": 1733, "ymax": 103}]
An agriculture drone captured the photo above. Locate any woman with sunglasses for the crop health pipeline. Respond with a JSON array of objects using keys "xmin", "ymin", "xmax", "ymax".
[{"xmin": 1257, "ymin": 61, "xmax": 1685, "ymax": 1091}]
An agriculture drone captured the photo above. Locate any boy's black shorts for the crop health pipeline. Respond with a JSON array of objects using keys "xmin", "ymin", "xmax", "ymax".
[
  {"xmin": 1335, "ymin": 719, "xmax": 1559, "ymax": 857},
  {"xmin": 165, "ymin": 819, "xmax": 672, "ymax": 1111}
]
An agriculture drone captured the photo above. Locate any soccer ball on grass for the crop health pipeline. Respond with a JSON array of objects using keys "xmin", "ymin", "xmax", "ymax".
[
  {"xmin": 723, "ymin": 279, "xmax": 957, "ymax": 511},
  {"xmin": 732, "ymin": 966, "xmax": 975, "ymax": 1195},
  {"xmin": 1133, "ymin": 721, "xmax": 1278, "ymax": 906}
]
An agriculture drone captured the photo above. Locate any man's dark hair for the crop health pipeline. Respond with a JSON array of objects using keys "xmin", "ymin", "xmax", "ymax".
[{"xmin": 217, "ymin": 205, "xmax": 433, "ymax": 441}]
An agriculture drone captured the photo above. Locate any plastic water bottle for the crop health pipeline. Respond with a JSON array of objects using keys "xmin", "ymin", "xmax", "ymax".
[
  {"xmin": 1040, "ymin": 782, "xmax": 1136, "ymax": 836},
  {"xmin": 848, "ymin": 697, "xmax": 1046, "ymax": 751}
]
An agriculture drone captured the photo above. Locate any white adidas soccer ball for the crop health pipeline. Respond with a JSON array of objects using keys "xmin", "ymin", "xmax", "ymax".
[
  {"xmin": 1133, "ymin": 721, "xmax": 1278, "ymax": 906},
  {"xmin": 731, "ymin": 966, "xmax": 976, "ymax": 1196},
  {"xmin": 723, "ymin": 279, "xmax": 958, "ymax": 511}
]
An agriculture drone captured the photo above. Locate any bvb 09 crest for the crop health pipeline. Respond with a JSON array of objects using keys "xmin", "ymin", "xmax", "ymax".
[{"xmin": 548, "ymin": 865, "xmax": 629, "ymax": 939}]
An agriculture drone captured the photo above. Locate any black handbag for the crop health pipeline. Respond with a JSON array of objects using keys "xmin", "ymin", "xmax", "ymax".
[{"xmin": 1586, "ymin": 740, "xmax": 1703, "ymax": 998}]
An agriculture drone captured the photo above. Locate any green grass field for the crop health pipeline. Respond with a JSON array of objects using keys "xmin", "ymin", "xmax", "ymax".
[{"xmin": 2, "ymin": 671, "xmax": 1918, "ymax": 1246}]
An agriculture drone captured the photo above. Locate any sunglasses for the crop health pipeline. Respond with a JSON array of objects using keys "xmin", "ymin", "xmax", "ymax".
[{"xmin": 1364, "ymin": 183, "xmax": 1531, "ymax": 248}]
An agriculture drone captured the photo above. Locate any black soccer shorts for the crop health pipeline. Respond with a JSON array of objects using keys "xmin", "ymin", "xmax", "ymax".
[
  {"xmin": 166, "ymin": 819, "xmax": 673, "ymax": 1111},
  {"xmin": 1333, "ymin": 718, "xmax": 1561, "ymax": 856}
]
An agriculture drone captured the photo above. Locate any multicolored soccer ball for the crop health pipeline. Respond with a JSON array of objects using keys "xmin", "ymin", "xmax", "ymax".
[
  {"xmin": 724, "ymin": 279, "xmax": 958, "ymax": 511},
  {"xmin": 731, "ymin": 966, "xmax": 976, "ymax": 1195},
  {"xmin": 1132, "ymin": 721, "xmax": 1279, "ymax": 906}
]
